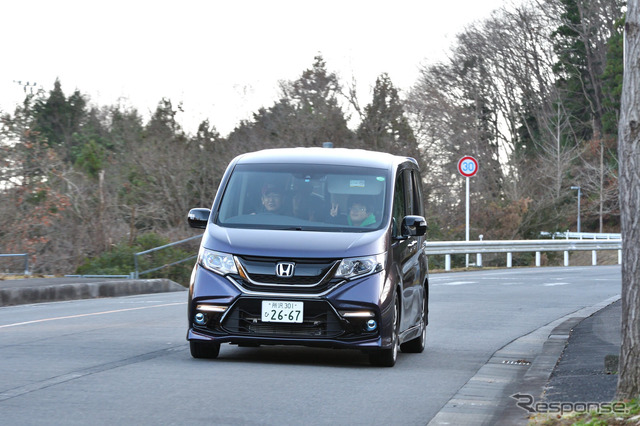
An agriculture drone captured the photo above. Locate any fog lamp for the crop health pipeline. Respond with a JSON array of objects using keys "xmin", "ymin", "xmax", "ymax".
[
  {"xmin": 194, "ymin": 313, "xmax": 207, "ymax": 325},
  {"xmin": 366, "ymin": 319, "xmax": 377, "ymax": 331}
]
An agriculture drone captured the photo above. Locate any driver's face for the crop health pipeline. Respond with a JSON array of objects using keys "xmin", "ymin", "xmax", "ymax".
[{"xmin": 262, "ymin": 192, "xmax": 282, "ymax": 212}]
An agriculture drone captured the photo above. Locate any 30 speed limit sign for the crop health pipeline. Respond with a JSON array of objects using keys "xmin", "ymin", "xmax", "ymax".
[{"xmin": 457, "ymin": 156, "xmax": 478, "ymax": 178}]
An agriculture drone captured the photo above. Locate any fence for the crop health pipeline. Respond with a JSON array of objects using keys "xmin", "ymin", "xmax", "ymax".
[
  {"xmin": 133, "ymin": 234, "xmax": 202, "ymax": 279},
  {"xmin": 0, "ymin": 254, "xmax": 29, "ymax": 275},
  {"xmin": 540, "ymin": 231, "xmax": 621, "ymax": 240},
  {"xmin": 423, "ymin": 238, "xmax": 622, "ymax": 271}
]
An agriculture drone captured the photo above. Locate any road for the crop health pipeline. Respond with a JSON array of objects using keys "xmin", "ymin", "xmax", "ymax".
[{"xmin": 0, "ymin": 266, "xmax": 621, "ymax": 425}]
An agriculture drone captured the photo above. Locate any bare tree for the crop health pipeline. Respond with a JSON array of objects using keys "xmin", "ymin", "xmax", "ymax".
[{"xmin": 617, "ymin": 0, "xmax": 640, "ymax": 400}]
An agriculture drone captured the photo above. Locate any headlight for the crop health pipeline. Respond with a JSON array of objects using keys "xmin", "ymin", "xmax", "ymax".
[
  {"xmin": 199, "ymin": 247, "xmax": 237, "ymax": 275},
  {"xmin": 335, "ymin": 253, "xmax": 385, "ymax": 279}
]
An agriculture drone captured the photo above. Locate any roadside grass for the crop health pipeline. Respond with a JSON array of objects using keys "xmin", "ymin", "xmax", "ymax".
[{"xmin": 528, "ymin": 399, "xmax": 640, "ymax": 425}]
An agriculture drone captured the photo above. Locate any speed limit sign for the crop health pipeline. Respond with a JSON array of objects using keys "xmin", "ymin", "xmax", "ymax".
[{"xmin": 458, "ymin": 156, "xmax": 478, "ymax": 178}]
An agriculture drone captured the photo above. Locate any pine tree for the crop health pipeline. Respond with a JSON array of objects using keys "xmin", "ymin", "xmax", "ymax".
[{"xmin": 357, "ymin": 73, "xmax": 418, "ymax": 158}]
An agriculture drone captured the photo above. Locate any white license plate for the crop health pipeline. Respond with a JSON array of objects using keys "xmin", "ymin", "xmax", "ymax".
[{"xmin": 261, "ymin": 301, "xmax": 304, "ymax": 323}]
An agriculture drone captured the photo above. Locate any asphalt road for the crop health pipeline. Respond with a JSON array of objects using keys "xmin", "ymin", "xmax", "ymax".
[{"xmin": 0, "ymin": 266, "xmax": 621, "ymax": 425}]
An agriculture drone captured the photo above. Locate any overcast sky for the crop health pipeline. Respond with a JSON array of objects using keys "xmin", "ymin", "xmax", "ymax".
[{"xmin": 1, "ymin": 0, "xmax": 507, "ymax": 136}]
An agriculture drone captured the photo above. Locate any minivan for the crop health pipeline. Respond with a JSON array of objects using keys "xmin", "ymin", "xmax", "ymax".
[{"xmin": 186, "ymin": 147, "xmax": 428, "ymax": 366}]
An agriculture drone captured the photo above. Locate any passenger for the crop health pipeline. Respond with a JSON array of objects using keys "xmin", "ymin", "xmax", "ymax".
[
  {"xmin": 260, "ymin": 184, "xmax": 284, "ymax": 214},
  {"xmin": 330, "ymin": 196, "xmax": 376, "ymax": 227}
]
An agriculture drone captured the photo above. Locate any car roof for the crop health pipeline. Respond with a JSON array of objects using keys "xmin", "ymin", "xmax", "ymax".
[{"xmin": 234, "ymin": 147, "xmax": 417, "ymax": 170}]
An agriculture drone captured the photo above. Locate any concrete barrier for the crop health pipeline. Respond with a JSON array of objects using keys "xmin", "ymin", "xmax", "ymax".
[{"xmin": 0, "ymin": 279, "xmax": 186, "ymax": 307}]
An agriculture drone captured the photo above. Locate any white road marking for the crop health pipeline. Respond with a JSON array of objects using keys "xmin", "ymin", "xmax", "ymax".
[
  {"xmin": 434, "ymin": 281, "xmax": 476, "ymax": 286},
  {"xmin": 0, "ymin": 302, "xmax": 184, "ymax": 329}
]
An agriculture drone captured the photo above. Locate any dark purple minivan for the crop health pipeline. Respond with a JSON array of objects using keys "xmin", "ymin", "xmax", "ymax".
[{"xmin": 186, "ymin": 147, "xmax": 428, "ymax": 366}]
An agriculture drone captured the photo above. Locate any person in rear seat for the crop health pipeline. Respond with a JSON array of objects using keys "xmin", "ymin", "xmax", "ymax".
[{"xmin": 330, "ymin": 196, "xmax": 376, "ymax": 227}]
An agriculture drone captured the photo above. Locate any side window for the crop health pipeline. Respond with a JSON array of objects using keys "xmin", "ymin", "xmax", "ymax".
[
  {"xmin": 392, "ymin": 171, "xmax": 406, "ymax": 237},
  {"xmin": 404, "ymin": 169, "xmax": 414, "ymax": 216},
  {"xmin": 411, "ymin": 169, "xmax": 423, "ymax": 216}
]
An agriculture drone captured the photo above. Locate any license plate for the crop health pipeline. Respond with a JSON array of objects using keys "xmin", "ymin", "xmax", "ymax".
[{"xmin": 261, "ymin": 301, "xmax": 304, "ymax": 323}]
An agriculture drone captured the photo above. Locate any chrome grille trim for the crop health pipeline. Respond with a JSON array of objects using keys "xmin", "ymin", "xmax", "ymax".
[{"xmin": 226, "ymin": 276, "xmax": 345, "ymax": 298}]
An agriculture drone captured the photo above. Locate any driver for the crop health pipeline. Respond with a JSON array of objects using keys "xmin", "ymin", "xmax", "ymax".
[{"xmin": 261, "ymin": 184, "xmax": 284, "ymax": 214}]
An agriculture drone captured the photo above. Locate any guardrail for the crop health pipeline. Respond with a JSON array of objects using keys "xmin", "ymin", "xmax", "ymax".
[
  {"xmin": 0, "ymin": 254, "xmax": 29, "ymax": 275},
  {"xmin": 424, "ymin": 239, "xmax": 622, "ymax": 271},
  {"xmin": 65, "ymin": 274, "xmax": 133, "ymax": 279},
  {"xmin": 540, "ymin": 231, "xmax": 621, "ymax": 240},
  {"xmin": 133, "ymin": 234, "xmax": 202, "ymax": 279}
]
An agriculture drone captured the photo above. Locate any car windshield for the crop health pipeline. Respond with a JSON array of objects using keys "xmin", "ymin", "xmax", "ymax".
[{"xmin": 215, "ymin": 163, "xmax": 389, "ymax": 232}]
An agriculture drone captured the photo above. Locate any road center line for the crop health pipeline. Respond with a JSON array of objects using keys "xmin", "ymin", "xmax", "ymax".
[{"xmin": 0, "ymin": 302, "xmax": 184, "ymax": 329}]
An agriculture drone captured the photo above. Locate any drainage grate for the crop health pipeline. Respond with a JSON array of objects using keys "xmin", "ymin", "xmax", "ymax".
[{"xmin": 502, "ymin": 359, "xmax": 532, "ymax": 366}]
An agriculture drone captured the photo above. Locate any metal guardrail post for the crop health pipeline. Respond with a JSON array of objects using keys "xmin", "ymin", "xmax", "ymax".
[
  {"xmin": 445, "ymin": 255, "xmax": 451, "ymax": 271},
  {"xmin": 535, "ymin": 252, "xmax": 541, "ymax": 267},
  {"xmin": 134, "ymin": 253, "xmax": 139, "ymax": 279},
  {"xmin": 507, "ymin": 253, "xmax": 512, "ymax": 268},
  {"xmin": 564, "ymin": 251, "xmax": 569, "ymax": 266}
]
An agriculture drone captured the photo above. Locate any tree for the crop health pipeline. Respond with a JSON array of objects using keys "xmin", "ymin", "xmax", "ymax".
[
  {"xmin": 617, "ymin": 0, "xmax": 640, "ymax": 400},
  {"xmin": 548, "ymin": 0, "xmax": 625, "ymax": 232},
  {"xmin": 357, "ymin": 73, "xmax": 419, "ymax": 158},
  {"xmin": 32, "ymin": 79, "xmax": 87, "ymax": 163},
  {"xmin": 228, "ymin": 55, "xmax": 354, "ymax": 149}
]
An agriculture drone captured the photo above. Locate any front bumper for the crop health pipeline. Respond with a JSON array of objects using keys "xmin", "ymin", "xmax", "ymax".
[{"xmin": 187, "ymin": 264, "xmax": 395, "ymax": 350}]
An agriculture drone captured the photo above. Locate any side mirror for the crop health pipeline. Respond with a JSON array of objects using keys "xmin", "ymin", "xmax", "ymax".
[
  {"xmin": 401, "ymin": 215, "xmax": 427, "ymax": 237},
  {"xmin": 188, "ymin": 208, "xmax": 211, "ymax": 229}
]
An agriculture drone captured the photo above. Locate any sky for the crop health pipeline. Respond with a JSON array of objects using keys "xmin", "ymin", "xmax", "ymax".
[{"xmin": 0, "ymin": 0, "xmax": 508, "ymax": 136}]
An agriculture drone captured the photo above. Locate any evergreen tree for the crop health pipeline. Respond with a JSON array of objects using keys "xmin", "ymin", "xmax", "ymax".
[
  {"xmin": 32, "ymin": 79, "xmax": 87, "ymax": 163},
  {"xmin": 357, "ymin": 73, "xmax": 418, "ymax": 157},
  {"xmin": 252, "ymin": 55, "xmax": 354, "ymax": 147},
  {"xmin": 601, "ymin": 16, "xmax": 625, "ymax": 136}
]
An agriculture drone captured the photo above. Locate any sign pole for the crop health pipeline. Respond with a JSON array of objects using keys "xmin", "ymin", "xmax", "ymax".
[
  {"xmin": 457, "ymin": 156, "xmax": 479, "ymax": 269},
  {"xmin": 466, "ymin": 176, "xmax": 470, "ymax": 268}
]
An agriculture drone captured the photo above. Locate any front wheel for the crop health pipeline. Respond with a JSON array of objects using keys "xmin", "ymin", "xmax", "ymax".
[
  {"xmin": 369, "ymin": 296, "xmax": 399, "ymax": 367},
  {"xmin": 189, "ymin": 341, "xmax": 220, "ymax": 359}
]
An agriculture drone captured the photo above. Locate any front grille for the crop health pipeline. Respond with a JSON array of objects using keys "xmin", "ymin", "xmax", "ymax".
[
  {"xmin": 221, "ymin": 298, "xmax": 344, "ymax": 338},
  {"xmin": 232, "ymin": 256, "xmax": 343, "ymax": 294}
]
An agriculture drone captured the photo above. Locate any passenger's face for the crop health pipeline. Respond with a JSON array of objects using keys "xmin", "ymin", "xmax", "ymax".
[
  {"xmin": 262, "ymin": 192, "xmax": 282, "ymax": 212},
  {"xmin": 349, "ymin": 203, "xmax": 368, "ymax": 223}
]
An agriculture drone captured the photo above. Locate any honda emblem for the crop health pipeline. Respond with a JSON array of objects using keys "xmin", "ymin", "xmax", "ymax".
[{"xmin": 276, "ymin": 262, "xmax": 295, "ymax": 278}]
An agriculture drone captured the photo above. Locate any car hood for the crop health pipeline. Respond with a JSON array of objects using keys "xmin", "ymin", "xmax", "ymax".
[{"xmin": 202, "ymin": 225, "xmax": 388, "ymax": 258}]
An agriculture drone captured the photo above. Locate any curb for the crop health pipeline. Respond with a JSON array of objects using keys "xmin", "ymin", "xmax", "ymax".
[
  {"xmin": 427, "ymin": 295, "xmax": 621, "ymax": 425},
  {"xmin": 0, "ymin": 279, "xmax": 187, "ymax": 307}
]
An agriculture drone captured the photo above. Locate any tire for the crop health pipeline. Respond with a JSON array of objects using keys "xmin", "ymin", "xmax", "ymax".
[
  {"xmin": 369, "ymin": 295, "xmax": 399, "ymax": 367},
  {"xmin": 400, "ymin": 292, "xmax": 427, "ymax": 353},
  {"xmin": 189, "ymin": 341, "xmax": 221, "ymax": 359}
]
